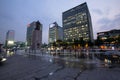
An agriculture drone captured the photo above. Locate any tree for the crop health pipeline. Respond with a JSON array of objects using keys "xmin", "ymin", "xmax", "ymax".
[
  {"xmin": 118, "ymin": 35, "xmax": 120, "ymax": 44},
  {"xmin": 62, "ymin": 41, "xmax": 68, "ymax": 49},
  {"xmin": 56, "ymin": 40, "xmax": 63, "ymax": 47},
  {"xmin": 95, "ymin": 36, "xmax": 104, "ymax": 46},
  {"xmin": 52, "ymin": 41, "xmax": 57, "ymax": 47},
  {"xmin": 79, "ymin": 37, "xmax": 85, "ymax": 47},
  {"xmin": 41, "ymin": 43, "xmax": 47, "ymax": 48},
  {"xmin": 87, "ymin": 40, "xmax": 94, "ymax": 47}
]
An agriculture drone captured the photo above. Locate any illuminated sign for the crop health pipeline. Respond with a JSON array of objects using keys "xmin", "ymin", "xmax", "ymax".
[
  {"xmin": 50, "ymin": 23, "xmax": 55, "ymax": 28},
  {"xmin": 98, "ymin": 32, "xmax": 104, "ymax": 36},
  {"xmin": 8, "ymin": 41, "xmax": 14, "ymax": 45}
]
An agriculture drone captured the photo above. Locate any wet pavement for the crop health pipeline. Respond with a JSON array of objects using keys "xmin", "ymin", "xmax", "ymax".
[{"xmin": 0, "ymin": 50, "xmax": 120, "ymax": 80}]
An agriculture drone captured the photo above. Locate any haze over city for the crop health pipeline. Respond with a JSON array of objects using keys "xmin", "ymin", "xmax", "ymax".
[{"xmin": 0, "ymin": 0, "xmax": 120, "ymax": 43}]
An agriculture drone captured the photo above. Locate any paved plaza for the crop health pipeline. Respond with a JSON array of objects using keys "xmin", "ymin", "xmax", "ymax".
[{"xmin": 0, "ymin": 51, "xmax": 120, "ymax": 80}]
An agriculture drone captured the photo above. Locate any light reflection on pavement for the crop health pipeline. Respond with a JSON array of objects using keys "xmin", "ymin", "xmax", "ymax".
[
  {"xmin": 28, "ymin": 53, "xmax": 105, "ymax": 70},
  {"xmin": 0, "ymin": 50, "xmax": 120, "ymax": 80},
  {"xmin": 16, "ymin": 50, "xmax": 117, "ymax": 70},
  {"xmin": 6, "ymin": 50, "xmax": 14, "ymax": 57}
]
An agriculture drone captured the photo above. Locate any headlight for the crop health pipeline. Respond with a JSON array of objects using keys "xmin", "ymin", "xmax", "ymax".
[{"xmin": 1, "ymin": 58, "xmax": 7, "ymax": 62}]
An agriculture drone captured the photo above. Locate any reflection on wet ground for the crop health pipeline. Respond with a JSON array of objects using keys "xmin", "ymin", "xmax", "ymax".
[
  {"xmin": 17, "ymin": 50, "xmax": 120, "ymax": 71},
  {"xmin": 6, "ymin": 50, "xmax": 15, "ymax": 57},
  {"xmin": 41, "ymin": 53, "xmax": 119, "ymax": 69},
  {"xmin": 52, "ymin": 58, "xmax": 95, "ymax": 70},
  {"xmin": 38, "ymin": 54, "xmax": 104, "ymax": 71}
]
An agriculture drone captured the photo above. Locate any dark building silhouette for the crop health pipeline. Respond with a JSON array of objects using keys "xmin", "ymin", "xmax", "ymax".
[{"xmin": 26, "ymin": 21, "xmax": 42, "ymax": 49}]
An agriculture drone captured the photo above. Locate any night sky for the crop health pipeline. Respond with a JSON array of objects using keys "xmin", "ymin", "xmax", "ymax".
[{"xmin": 0, "ymin": 0, "xmax": 120, "ymax": 44}]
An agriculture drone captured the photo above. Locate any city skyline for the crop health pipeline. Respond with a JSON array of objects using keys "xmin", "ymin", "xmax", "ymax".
[{"xmin": 0, "ymin": 0, "xmax": 120, "ymax": 43}]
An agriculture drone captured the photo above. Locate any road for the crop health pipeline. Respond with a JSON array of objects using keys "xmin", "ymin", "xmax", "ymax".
[{"xmin": 0, "ymin": 50, "xmax": 120, "ymax": 80}]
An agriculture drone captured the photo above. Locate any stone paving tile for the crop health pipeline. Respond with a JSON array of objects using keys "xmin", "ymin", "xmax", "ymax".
[
  {"xmin": 77, "ymin": 68, "xmax": 120, "ymax": 80},
  {"xmin": 20, "ymin": 74, "xmax": 35, "ymax": 80},
  {"xmin": 46, "ymin": 68, "xmax": 81, "ymax": 80}
]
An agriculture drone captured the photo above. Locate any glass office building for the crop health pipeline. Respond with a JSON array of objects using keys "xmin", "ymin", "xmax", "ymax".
[
  {"xmin": 62, "ymin": 2, "xmax": 93, "ymax": 42},
  {"xmin": 49, "ymin": 22, "xmax": 63, "ymax": 43}
]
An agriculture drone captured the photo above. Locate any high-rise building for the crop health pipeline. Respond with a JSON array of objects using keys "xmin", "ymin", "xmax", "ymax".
[
  {"xmin": 26, "ymin": 21, "xmax": 42, "ymax": 49},
  {"xmin": 62, "ymin": 2, "xmax": 93, "ymax": 42},
  {"xmin": 6, "ymin": 30, "xmax": 15, "ymax": 47},
  {"xmin": 49, "ymin": 22, "xmax": 63, "ymax": 43}
]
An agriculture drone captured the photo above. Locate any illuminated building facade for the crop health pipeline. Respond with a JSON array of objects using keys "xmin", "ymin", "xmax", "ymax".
[
  {"xmin": 49, "ymin": 22, "xmax": 63, "ymax": 43},
  {"xmin": 26, "ymin": 21, "xmax": 42, "ymax": 49},
  {"xmin": 97, "ymin": 29, "xmax": 120, "ymax": 46},
  {"xmin": 62, "ymin": 2, "xmax": 93, "ymax": 42},
  {"xmin": 6, "ymin": 30, "xmax": 15, "ymax": 47}
]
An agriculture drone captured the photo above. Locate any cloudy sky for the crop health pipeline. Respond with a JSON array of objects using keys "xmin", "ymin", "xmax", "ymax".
[{"xmin": 0, "ymin": 0, "xmax": 120, "ymax": 43}]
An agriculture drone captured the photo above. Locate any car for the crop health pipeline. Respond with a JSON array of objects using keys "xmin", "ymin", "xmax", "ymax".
[{"xmin": 0, "ymin": 54, "xmax": 6, "ymax": 62}]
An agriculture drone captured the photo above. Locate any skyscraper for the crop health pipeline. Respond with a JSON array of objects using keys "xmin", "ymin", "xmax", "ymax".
[
  {"xmin": 26, "ymin": 21, "xmax": 42, "ymax": 49},
  {"xmin": 49, "ymin": 22, "xmax": 63, "ymax": 43},
  {"xmin": 6, "ymin": 30, "xmax": 15, "ymax": 47},
  {"xmin": 62, "ymin": 2, "xmax": 93, "ymax": 42}
]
